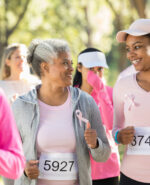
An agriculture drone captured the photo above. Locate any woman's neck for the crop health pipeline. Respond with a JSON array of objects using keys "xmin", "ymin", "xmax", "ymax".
[
  {"xmin": 136, "ymin": 71, "xmax": 150, "ymax": 91},
  {"xmin": 38, "ymin": 83, "xmax": 68, "ymax": 106},
  {"xmin": 137, "ymin": 70, "xmax": 150, "ymax": 81},
  {"xmin": 6, "ymin": 72, "xmax": 21, "ymax": 81},
  {"xmin": 80, "ymin": 80, "xmax": 93, "ymax": 94}
]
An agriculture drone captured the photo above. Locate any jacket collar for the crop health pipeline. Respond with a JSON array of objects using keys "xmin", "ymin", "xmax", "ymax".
[
  {"xmin": 18, "ymin": 85, "xmax": 82, "ymax": 109},
  {"xmin": 18, "ymin": 85, "xmax": 40, "ymax": 104}
]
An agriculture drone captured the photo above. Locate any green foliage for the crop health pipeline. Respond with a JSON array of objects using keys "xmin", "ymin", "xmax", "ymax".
[{"xmin": 0, "ymin": 0, "xmax": 149, "ymax": 85}]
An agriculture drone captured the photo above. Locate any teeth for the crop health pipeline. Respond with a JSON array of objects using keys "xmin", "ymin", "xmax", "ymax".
[{"xmin": 132, "ymin": 59, "xmax": 140, "ymax": 64}]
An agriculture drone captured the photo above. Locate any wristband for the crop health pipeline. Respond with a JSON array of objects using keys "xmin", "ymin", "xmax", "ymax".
[{"xmin": 115, "ymin": 130, "xmax": 120, "ymax": 144}]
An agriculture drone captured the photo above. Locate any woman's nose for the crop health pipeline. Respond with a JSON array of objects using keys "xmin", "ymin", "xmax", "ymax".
[
  {"xmin": 20, "ymin": 58, "xmax": 24, "ymax": 63},
  {"xmin": 91, "ymin": 68, "xmax": 97, "ymax": 74},
  {"xmin": 70, "ymin": 66, "xmax": 74, "ymax": 72},
  {"xmin": 127, "ymin": 49, "xmax": 136, "ymax": 61},
  {"xmin": 68, "ymin": 63, "xmax": 74, "ymax": 71}
]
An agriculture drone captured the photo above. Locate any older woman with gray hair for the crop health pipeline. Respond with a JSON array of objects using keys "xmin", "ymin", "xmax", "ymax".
[{"xmin": 12, "ymin": 38, "xmax": 110, "ymax": 185}]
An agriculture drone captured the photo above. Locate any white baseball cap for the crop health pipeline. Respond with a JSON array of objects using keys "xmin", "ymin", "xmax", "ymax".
[
  {"xmin": 116, "ymin": 19, "xmax": 150, "ymax": 43},
  {"xmin": 78, "ymin": 51, "xmax": 108, "ymax": 68}
]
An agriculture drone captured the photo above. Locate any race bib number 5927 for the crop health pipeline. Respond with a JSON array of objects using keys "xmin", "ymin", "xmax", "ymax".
[{"xmin": 38, "ymin": 153, "xmax": 78, "ymax": 180}]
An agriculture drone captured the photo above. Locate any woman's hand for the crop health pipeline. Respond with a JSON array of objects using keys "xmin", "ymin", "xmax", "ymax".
[
  {"xmin": 117, "ymin": 126, "xmax": 135, "ymax": 145},
  {"xmin": 24, "ymin": 160, "xmax": 39, "ymax": 179},
  {"xmin": 84, "ymin": 122, "xmax": 98, "ymax": 149},
  {"xmin": 87, "ymin": 70, "xmax": 104, "ymax": 91}
]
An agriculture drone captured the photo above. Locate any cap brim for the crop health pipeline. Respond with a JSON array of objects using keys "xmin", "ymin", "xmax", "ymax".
[
  {"xmin": 78, "ymin": 51, "xmax": 109, "ymax": 69},
  {"xmin": 82, "ymin": 62, "xmax": 109, "ymax": 69},
  {"xmin": 116, "ymin": 30, "xmax": 148, "ymax": 43}
]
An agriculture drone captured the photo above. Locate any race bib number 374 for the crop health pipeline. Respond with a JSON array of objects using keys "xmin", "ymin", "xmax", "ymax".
[
  {"xmin": 127, "ymin": 127, "xmax": 150, "ymax": 155},
  {"xmin": 38, "ymin": 153, "xmax": 78, "ymax": 180}
]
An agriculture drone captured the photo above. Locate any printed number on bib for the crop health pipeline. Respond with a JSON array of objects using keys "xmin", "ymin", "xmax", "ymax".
[
  {"xmin": 127, "ymin": 127, "xmax": 150, "ymax": 155},
  {"xmin": 38, "ymin": 153, "xmax": 78, "ymax": 180},
  {"xmin": 43, "ymin": 160, "xmax": 74, "ymax": 172},
  {"xmin": 131, "ymin": 135, "xmax": 150, "ymax": 146}
]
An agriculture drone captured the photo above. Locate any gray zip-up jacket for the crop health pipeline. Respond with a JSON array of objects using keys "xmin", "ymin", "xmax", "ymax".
[{"xmin": 12, "ymin": 86, "xmax": 111, "ymax": 185}]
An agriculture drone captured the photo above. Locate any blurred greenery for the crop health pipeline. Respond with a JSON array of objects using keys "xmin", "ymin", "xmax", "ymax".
[
  {"xmin": 0, "ymin": 0, "xmax": 150, "ymax": 85},
  {"xmin": 119, "ymin": 145, "xmax": 125, "ymax": 163}
]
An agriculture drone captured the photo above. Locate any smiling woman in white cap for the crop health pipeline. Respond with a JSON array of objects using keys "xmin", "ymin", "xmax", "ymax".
[
  {"xmin": 73, "ymin": 48, "xmax": 120, "ymax": 185},
  {"xmin": 113, "ymin": 19, "xmax": 150, "ymax": 185}
]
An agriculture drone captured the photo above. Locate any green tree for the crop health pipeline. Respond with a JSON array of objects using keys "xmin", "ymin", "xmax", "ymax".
[
  {"xmin": 0, "ymin": 0, "xmax": 31, "ymax": 61},
  {"xmin": 106, "ymin": 0, "xmax": 148, "ymax": 72},
  {"xmin": 1, "ymin": 0, "xmax": 149, "ymax": 85}
]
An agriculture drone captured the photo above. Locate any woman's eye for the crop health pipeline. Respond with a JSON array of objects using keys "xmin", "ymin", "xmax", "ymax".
[
  {"xmin": 63, "ymin": 62, "xmax": 68, "ymax": 65},
  {"xmin": 135, "ymin": 45, "xmax": 141, "ymax": 49},
  {"xmin": 126, "ymin": 48, "xmax": 130, "ymax": 52},
  {"xmin": 98, "ymin": 67, "xmax": 103, "ymax": 71},
  {"xmin": 63, "ymin": 60, "xmax": 73, "ymax": 67},
  {"xmin": 16, "ymin": 56, "xmax": 21, "ymax": 59},
  {"xmin": 89, "ymin": 68, "xmax": 94, "ymax": 71}
]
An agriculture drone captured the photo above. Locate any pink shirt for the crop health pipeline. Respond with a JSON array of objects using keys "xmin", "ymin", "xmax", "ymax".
[
  {"xmin": 113, "ymin": 73, "xmax": 150, "ymax": 183},
  {"xmin": 87, "ymin": 71, "xmax": 120, "ymax": 180},
  {"xmin": 36, "ymin": 91, "xmax": 78, "ymax": 185},
  {"xmin": 0, "ymin": 89, "xmax": 25, "ymax": 179}
]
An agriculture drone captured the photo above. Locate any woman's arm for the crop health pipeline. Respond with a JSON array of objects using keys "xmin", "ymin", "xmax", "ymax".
[
  {"xmin": 112, "ymin": 81, "xmax": 125, "ymax": 140},
  {"xmin": 112, "ymin": 80, "xmax": 135, "ymax": 144},
  {"xmin": 0, "ymin": 90, "xmax": 25, "ymax": 179},
  {"xmin": 88, "ymin": 96, "xmax": 111, "ymax": 162}
]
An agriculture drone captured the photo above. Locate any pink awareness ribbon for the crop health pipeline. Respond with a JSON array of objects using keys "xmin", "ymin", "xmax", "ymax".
[
  {"xmin": 76, "ymin": 110, "xmax": 90, "ymax": 127},
  {"xmin": 124, "ymin": 94, "xmax": 138, "ymax": 111}
]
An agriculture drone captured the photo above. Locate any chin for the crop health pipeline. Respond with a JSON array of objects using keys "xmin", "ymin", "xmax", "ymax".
[
  {"xmin": 66, "ymin": 83, "xmax": 71, "ymax": 87},
  {"xmin": 65, "ymin": 82, "xmax": 72, "ymax": 87},
  {"xmin": 67, "ymin": 80, "xmax": 72, "ymax": 85},
  {"xmin": 17, "ymin": 68, "xmax": 23, "ymax": 72},
  {"xmin": 133, "ymin": 65, "xmax": 142, "ymax": 72}
]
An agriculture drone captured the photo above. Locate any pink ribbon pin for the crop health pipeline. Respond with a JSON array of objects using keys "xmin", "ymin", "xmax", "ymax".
[
  {"xmin": 76, "ymin": 110, "xmax": 90, "ymax": 127},
  {"xmin": 124, "ymin": 94, "xmax": 139, "ymax": 111}
]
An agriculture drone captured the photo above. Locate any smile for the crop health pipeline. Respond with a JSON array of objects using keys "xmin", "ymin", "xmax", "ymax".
[
  {"xmin": 67, "ymin": 75, "xmax": 72, "ymax": 78},
  {"xmin": 132, "ymin": 59, "xmax": 141, "ymax": 65}
]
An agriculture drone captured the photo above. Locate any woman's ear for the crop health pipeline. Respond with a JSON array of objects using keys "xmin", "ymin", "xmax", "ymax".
[
  {"xmin": 40, "ymin": 62, "xmax": 49, "ymax": 76},
  {"xmin": 5, "ymin": 59, "xmax": 11, "ymax": 67},
  {"xmin": 77, "ymin": 63, "xmax": 82, "ymax": 73}
]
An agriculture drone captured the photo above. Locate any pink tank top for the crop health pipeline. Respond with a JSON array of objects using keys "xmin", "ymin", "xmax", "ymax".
[{"xmin": 36, "ymin": 91, "xmax": 78, "ymax": 185}]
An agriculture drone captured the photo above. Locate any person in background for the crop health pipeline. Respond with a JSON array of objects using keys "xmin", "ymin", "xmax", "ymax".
[
  {"xmin": 0, "ymin": 88, "xmax": 25, "ymax": 180},
  {"xmin": 113, "ymin": 18, "xmax": 150, "ymax": 185},
  {"xmin": 73, "ymin": 48, "xmax": 120, "ymax": 185},
  {"xmin": 0, "ymin": 44, "xmax": 39, "ymax": 185},
  {"xmin": 0, "ymin": 43, "xmax": 39, "ymax": 104},
  {"xmin": 12, "ymin": 39, "xmax": 111, "ymax": 185}
]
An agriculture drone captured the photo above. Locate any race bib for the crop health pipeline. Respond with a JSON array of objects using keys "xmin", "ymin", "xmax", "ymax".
[
  {"xmin": 127, "ymin": 127, "xmax": 150, "ymax": 155},
  {"xmin": 38, "ymin": 153, "xmax": 78, "ymax": 180}
]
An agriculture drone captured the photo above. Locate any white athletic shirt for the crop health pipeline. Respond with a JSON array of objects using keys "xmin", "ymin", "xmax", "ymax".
[{"xmin": 0, "ymin": 79, "xmax": 38, "ymax": 104}]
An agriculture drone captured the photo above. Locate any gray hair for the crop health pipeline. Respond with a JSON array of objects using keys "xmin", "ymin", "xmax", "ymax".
[{"xmin": 27, "ymin": 38, "xmax": 70, "ymax": 77}]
